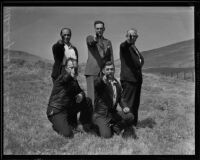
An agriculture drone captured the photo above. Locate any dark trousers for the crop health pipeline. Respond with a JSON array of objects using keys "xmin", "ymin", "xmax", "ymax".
[
  {"xmin": 85, "ymin": 75, "xmax": 98, "ymax": 105},
  {"xmin": 120, "ymin": 80, "xmax": 142, "ymax": 126},
  {"xmin": 47, "ymin": 97, "xmax": 93, "ymax": 138},
  {"xmin": 93, "ymin": 111, "xmax": 134, "ymax": 138}
]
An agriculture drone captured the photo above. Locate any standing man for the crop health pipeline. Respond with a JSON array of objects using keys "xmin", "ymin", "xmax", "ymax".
[
  {"xmin": 92, "ymin": 61, "xmax": 137, "ymax": 139},
  {"xmin": 119, "ymin": 28, "xmax": 144, "ymax": 127},
  {"xmin": 47, "ymin": 58, "xmax": 93, "ymax": 138},
  {"xmin": 51, "ymin": 28, "xmax": 78, "ymax": 83},
  {"xmin": 85, "ymin": 20, "xmax": 114, "ymax": 105}
]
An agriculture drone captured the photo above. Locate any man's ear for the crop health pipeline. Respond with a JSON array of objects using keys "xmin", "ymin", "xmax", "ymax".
[{"xmin": 102, "ymin": 68, "xmax": 105, "ymax": 75}]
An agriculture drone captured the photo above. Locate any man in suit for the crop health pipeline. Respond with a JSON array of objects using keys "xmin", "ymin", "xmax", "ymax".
[
  {"xmin": 85, "ymin": 20, "xmax": 114, "ymax": 105},
  {"xmin": 119, "ymin": 28, "xmax": 144, "ymax": 127},
  {"xmin": 92, "ymin": 61, "xmax": 137, "ymax": 138},
  {"xmin": 51, "ymin": 28, "xmax": 78, "ymax": 83},
  {"xmin": 47, "ymin": 58, "xmax": 93, "ymax": 138}
]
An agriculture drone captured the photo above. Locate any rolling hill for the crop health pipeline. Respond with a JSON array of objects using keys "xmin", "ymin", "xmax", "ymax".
[
  {"xmin": 115, "ymin": 39, "xmax": 194, "ymax": 69},
  {"xmin": 3, "ymin": 43, "xmax": 195, "ymax": 155}
]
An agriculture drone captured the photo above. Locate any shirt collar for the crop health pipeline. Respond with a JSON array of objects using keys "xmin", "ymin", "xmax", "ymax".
[
  {"xmin": 97, "ymin": 36, "xmax": 105, "ymax": 40},
  {"xmin": 64, "ymin": 42, "xmax": 72, "ymax": 49},
  {"xmin": 109, "ymin": 79, "xmax": 117, "ymax": 85}
]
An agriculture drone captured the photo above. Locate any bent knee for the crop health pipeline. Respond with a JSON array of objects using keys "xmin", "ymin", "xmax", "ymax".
[
  {"xmin": 126, "ymin": 113, "xmax": 135, "ymax": 121},
  {"xmin": 101, "ymin": 133, "xmax": 112, "ymax": 138},
  {"xmin": 53, "ymin": 127, "xmax": 73, "ymax": 138},
  {"xmin": 99, "ymin": 130, "xmax": 112, "ymax": 138},
  {"xmin": 62, "ymin": 130, "xmax": 73, "ymax": 138}
]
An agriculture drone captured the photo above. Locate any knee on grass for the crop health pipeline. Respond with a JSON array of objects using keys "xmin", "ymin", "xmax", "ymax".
[
  {"xmin": 53, "ymin": 126, "xmax": 74, "ymax": 138},
  {"xmin": 61, "ymin": 130, "xmax": 74, "ymax": 138},
  {"xmin": 100, "ymin": 131, "xmax": 112, "ymax": 138}
]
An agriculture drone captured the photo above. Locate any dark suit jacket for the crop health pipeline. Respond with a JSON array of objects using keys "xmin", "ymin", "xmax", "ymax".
[
  {"xmin": 94, "ymin": 77, "xmax": 128, "ymax": 117},
  {"xmin": 120, "ymin": 40, "xmax": 144, "ymax": 83},
  {"xmin": 48, "ymin": 70, "xmax": 85, "ymax": 112},
  {"xmin": 51, "ymin": 40, "xmax": 78, "ymax": 80},
  {"xmin": 85, "ymin": 35, "xmax": 114, "ymax": 76}
]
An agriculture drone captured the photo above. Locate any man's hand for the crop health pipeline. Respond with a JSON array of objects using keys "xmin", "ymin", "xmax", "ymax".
[
  {"xmin": 65, "ymin": 67, "xmax": 77, "ymax": 79},
  {"xmin": 93, "ymin": 34, "xmax": 97, "ymax": 41},
  {"xmin": 102, "ymin": 74, "xmax": 108, "ymax": 83},
  {"xmin": 65, "ymin": 67, "xmax": 73, "ymax": 76},
  {"xmin": 58, "ymin": 39, "xmax": 63, "ymax": 45},
  {"xmin": 76, "ymin": 93, "xmax": 83, "ymax": 103},
  {"xmin": 123, "ymin": 107, "xmax": 130, "ymax": 114}
]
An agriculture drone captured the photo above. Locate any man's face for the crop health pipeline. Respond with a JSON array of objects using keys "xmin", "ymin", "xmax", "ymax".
[
  {"xmin": 65, "ymin": 60, "xmax": 78, "ymax": 78},
  {"xmin": 103, "ymin": 64, "xmax": 115, "ymax": 79},
  {"xmin": 94, "ymin": 23, "xmax": 105, "ymax": 37},
  {"xmin": 61, "ymin": 29, "xmax": 71, "ymax": 44},
  {"xmin": 127, "ymin": 29, "xmax": 138, "ymax": 44}
]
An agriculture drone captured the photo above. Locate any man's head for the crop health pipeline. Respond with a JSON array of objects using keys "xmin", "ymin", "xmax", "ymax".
[
  {"xmin": 60, "ymin": 28, "xmax": 72, "ymax": 44},
  {"xmin": 64, "ymin": 58, "xmax": 78, "ymax": 78},
  {"xmin": 126, "ymin": 28, "xmax": 138, "ymax": 44},
  {"xmin": 94, "ymin": 20, "xmax": 105, "ymax": 38},
  {"xmin": 102, "ymin": 61, "xmax": 115, "ymax": 80}
]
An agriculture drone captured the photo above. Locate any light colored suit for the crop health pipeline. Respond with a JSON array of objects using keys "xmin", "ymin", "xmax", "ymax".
[{"xmin": 85, "ymin": 35, "xmax": 114, "ymax": 105}]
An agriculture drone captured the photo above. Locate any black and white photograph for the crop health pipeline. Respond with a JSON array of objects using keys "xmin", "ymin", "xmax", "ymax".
[{"xmin": 3, "ymin": 5, "xmax": 196, "ymax": 155}]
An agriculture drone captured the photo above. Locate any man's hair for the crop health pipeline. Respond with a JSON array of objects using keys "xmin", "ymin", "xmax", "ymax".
[
  {"xmin": 103, "ymin": 61, "xmax": 114, "ymax": 69},
  {"xmin": 94, "ymin": 20, "xmax": 105, "ymax": 28},
  {"xmin": 126, "ymin": 28, "xmax": 138, "ymax": 37},
  {"xmin": 64, "ymin": 57, "xmax": 77, "ymax": 67},
  {"xmin": 60, "ymin": 28, "xmax": 72, "ymax": 37}
]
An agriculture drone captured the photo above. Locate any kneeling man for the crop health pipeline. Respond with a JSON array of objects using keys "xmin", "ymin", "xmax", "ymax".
[
  {"xmin": 93, "ymin": 61, "xmax": 137, "ymax": 138},
  {"xmin": 47, "ymin": 58, "xmax": 93, "ymax": 138}
]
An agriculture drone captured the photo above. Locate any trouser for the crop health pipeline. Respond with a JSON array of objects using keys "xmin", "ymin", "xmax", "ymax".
[
  {"xmin": 47, "ymin": 97, "xmax": 93, "ymax": 138},
  {"xmin": 120, "ymin": 80, "xmax": 142, "ymax": 126},
  {"xmin": 85, "ymin": 75, "xmax": 98, "ymax": 106},
  {"xmin": 92, "ymin": 111, "xmax": 134, "ymax": 138}
]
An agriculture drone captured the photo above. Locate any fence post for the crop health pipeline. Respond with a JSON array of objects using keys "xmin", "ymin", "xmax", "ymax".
[
  {"xmin": 184, "ymin": 71, "xmax": 186, "ymax": 80},
  {"xmin": 192, "ymin": 69, "xmax": 195, "ymax": 82}
]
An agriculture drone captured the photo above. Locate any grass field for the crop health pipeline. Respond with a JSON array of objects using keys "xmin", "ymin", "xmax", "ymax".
[{"xmin": 3, "ymin": 52, "xmax": 195, "ymax": 155}]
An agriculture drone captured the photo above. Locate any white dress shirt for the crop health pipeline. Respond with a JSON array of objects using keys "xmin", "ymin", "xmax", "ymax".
[
  {"xmin": 62, "ymin": 44, "xmax": 77, "ymax": 65},
  {"xmin": 109, "ymin": 79, "xmax": 117, "ymax": 106}
]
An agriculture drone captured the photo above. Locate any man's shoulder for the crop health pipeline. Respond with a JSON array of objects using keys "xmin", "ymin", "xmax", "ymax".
[
  {"xmin": 120, "ymin": 41, "xmax": 127, "ymax": 47},
  {"xmin": 86, "ymin": 35, "xmax": 94, "ymax": 39},
  {"xmin": 70, "ymin": 43, "xmax": 77, "ymax": 50},
  {"xmin": 53, "ymin": 40, "xmax": 63, "ymax": 48},
  {"xmin": 103, "ymin": 37, "xmax": 111, "ymax": 43},
  {"xmin": 114, "ymin": 78, "xmax": 120, "ymax": 85}
]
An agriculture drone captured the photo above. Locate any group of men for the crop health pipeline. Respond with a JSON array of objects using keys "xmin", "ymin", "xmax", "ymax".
[{"xmin": 47, "ymin": 20, "xmax": 144, "ymax": 139}]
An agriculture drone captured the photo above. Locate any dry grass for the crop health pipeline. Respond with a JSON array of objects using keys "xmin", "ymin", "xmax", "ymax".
[{"xmin": 3, "ymin": 59, "xmax": 195, "ymax": 155}]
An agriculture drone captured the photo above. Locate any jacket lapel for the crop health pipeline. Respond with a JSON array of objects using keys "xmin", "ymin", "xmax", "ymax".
[
  {"xmin": 129, "ymin": 45, "xmax": 142, "ymax": 65},
  {"xmin": 115, "ymin": 81, "xmax": 121, "ymax": 104}
]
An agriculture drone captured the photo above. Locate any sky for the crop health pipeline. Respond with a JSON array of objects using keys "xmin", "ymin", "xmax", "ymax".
[{"xmin": 3, "ymin": 7, "xmax": 194, "ymax": 63}]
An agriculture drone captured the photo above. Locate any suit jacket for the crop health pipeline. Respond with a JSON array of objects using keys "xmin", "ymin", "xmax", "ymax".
[
  {"xmin": 51, "ymin": 40, "xmax": 78, "ymax": 80},
  {"xmin": 85, "ymin": 35, "xmax": 114, "ymax": 76},
  {"xmin": 94, "ymin": 76, "xmax": 128, "ymax": 117},
  {"xmin": 120, "ymin": 40, "xmax": 144, "ymax": 83},
  {"xmin": 48, "ymin": 70, "xmax": 85, "ymax": 112}
]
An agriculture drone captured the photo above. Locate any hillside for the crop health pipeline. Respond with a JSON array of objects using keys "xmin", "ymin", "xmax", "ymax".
[
  {"xmin": 3, "ymin": 49, "xmax": 195, "ymax": 155},
  {"xmin": 115, "ymin": 39, "xmax": 194, "ymax": 69}
]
